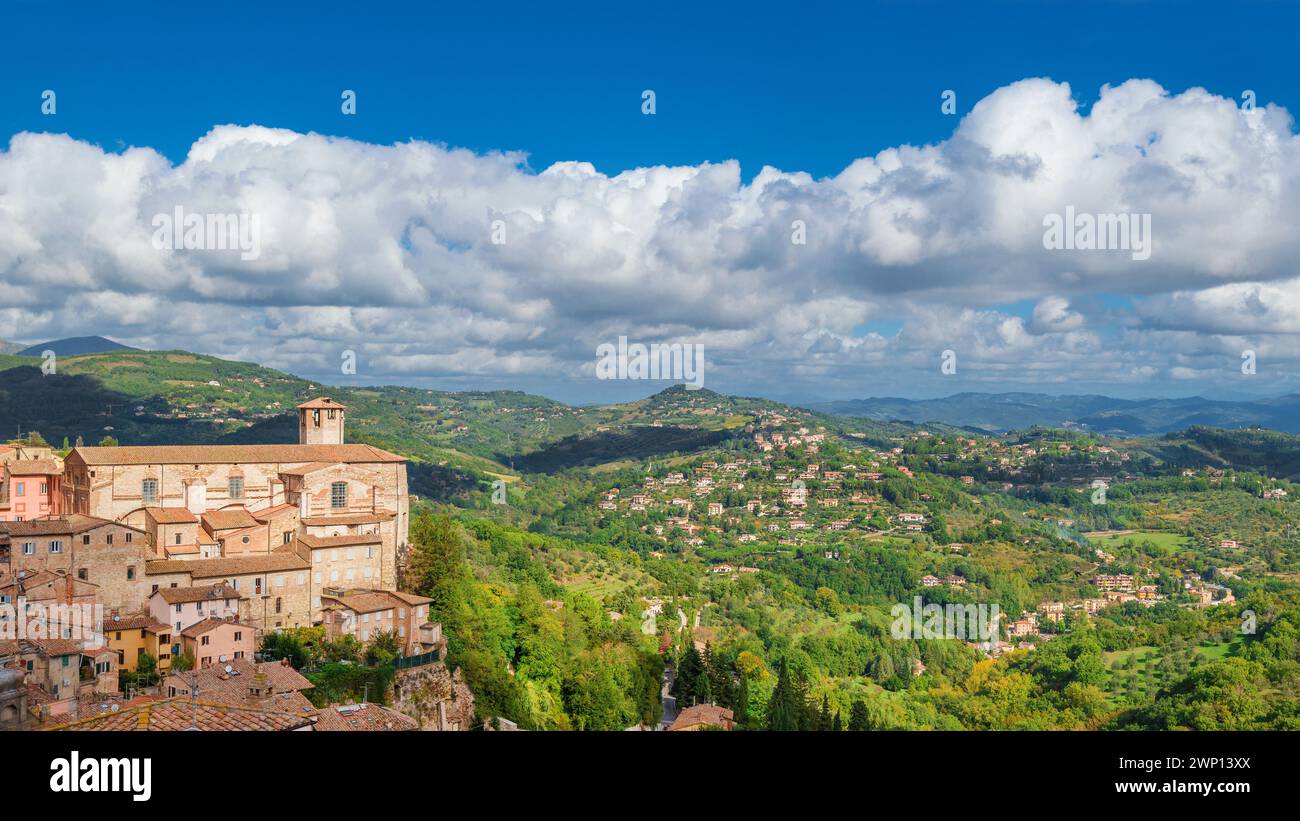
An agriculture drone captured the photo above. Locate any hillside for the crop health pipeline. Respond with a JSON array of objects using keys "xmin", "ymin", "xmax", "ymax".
[
  {"xmin": 14, "ymin": 335, "xmax": 137, "ymax": 357},
  {"xmin": 814, "ymin": 391, "xmax": 1300, "ymax": 435},
  {"xmin": 0, "ymin": 349, "xmax": 831, "ymax": 499}
]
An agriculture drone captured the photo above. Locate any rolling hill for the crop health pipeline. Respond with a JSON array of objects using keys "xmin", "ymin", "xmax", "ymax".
[
  {"xmin": 15, "ymin": 335, "xmax": 137, "ymax": 357},
  {"xmin": 813, "ymin": 392, "xmax": 1300, "ymax": 435}
]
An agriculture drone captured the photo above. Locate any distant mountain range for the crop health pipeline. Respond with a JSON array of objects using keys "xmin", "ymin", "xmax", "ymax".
[
  {"xmin": 812, "ymin": 392, "xmax": 1300, "ymax": 435},
  {"xmin": 14, "ymin": 336, "xmax": 137, "ymax": 357}
]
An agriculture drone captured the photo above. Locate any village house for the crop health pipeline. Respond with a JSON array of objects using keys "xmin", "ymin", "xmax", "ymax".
[
  {"xmin": 150, "ymin": 582, "xmax": 242, "ymax": 636},
  {"xmin": 0, "ymin": 515, "xmax": 150, "ymax": 614},
  {"xmin": 181, "ymin": 616, "xmax": 255, "ymax": 669},
  {"xmin": 319, "ymin": 588, "xmax": 440, "ymax": 656},
  {"xmin": 103, "ymin": 612, "xmax": 172, "ymax": 673},
  {"xmin": 668, "ymin": 703, "xmax": 735, "ymax": 731},
  {"xmin": 0, "ymin": 454, "xmax": 64, "ymax": 523},
  {"xmin": 1, "ymin": 637, "xmax": 117, "ymax": 722},
  {"xmin": 1092, "ymin": 573, "xmax": 1135, "ymax": 593}
]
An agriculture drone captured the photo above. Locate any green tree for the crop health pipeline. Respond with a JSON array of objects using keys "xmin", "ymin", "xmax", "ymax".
[
  {"xmin": 171, "ymin": 650, "xmax": 195, "ymax": 673},
  {"xmin": 849, "ymin": 700, "xmax": 870, "ymax": 731},
  {"xmin": 405, "ymin": 512, "xmax": 469, "ymax": 617}
]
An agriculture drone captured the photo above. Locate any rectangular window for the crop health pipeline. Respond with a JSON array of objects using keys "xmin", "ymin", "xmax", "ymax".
[
  {"xmin": 40, "ymin": 481, "xmax": 47, "ymax": 494},
  {"xmin": 142, "ymin": 479, "xmax": 158, "ymax": 505},
  {"xmin": 330, "ymin": 482, "xmax": 347, "ymax": 509},
  {"xmin": 48, "ymin": 540, "xmax": 62, "ymax": 554},
  {"xmin": 228, "ymin": 477, "xmax": 244, "ymax": 499},
  {"xmin": 106, "ymin": 534, "xmax": 113, "ymax": 545},
  {"xmin": 14, "ymin": 483, "xmax": 23, "ymax": 495},
  {"xmin": 82, "ymin": 535, "xmax": 91, "ymax": 545},
  {"xmin": 125, "ymin": 532, "xmax": 132, "ymax": 543},
  {"xmin": 22, "ymin": 542, "xmax": 34, "ymax": 555}
]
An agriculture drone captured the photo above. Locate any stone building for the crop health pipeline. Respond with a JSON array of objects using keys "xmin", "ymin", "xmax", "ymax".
[
  {"xmin": 0, "ymin": 515, "xmax": 150, "ymax": 613},
  {"xmin": 51, "ymin": 398, "xmax": 409, "ymax": 633},
  {"xmin": 61, "ymin": 398, "xmax": 408, "ymax": 585}
]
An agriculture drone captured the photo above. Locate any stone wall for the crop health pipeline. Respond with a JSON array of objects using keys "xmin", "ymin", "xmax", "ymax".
[{"xmin": 389, "ymin": 661, "xmax": 475, "ymax": 731}]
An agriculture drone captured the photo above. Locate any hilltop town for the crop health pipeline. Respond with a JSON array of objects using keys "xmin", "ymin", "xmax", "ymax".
[{"xmin": 1, "ymin": 397, "xmax": 474, "ymax": 731}]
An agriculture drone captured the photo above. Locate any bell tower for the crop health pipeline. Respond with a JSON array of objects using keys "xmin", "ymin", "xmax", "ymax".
[{"xmin": 297, "ymin": 397, "xmax": 347, "ymax": 445}]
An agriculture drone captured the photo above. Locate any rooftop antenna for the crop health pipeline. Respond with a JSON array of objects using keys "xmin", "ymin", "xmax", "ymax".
[{"xmin": 188, "ymin": 670, "xmax": 201, "ymax": 731}]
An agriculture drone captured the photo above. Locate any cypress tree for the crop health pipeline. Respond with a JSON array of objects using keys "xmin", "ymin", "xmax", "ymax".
[{"xmin": 849, "ymin": 699, "xmax": 870, "ymax": 731}]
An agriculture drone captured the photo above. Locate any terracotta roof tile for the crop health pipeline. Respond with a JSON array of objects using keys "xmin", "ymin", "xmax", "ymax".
[
  {"xmin": 313, "ymin": 703, "xmax": 417, "ymax": 731},
  {"xmin": 180, "ymin": 616, "xmax": 251, "ymax": 638},
  {"xmin": 154, "ymin": 583, "xmax": 242, "ymax": 604},
  {"xmin": 202, "ymin": 508, "xmax": 259, "ymax": 531},
  {"xmin": 71, "ymin": 443, "xmax": 402, "ymax": 466},
  {"xmin": 296, "ymin": 397, "xmax": 347, "ymax": 410},
  {"xmin": 145, "ymin": 548, "xmax": 309, "ymax": 578},
  {"xmin": 0, "ymin": 514, "xmax": 118, "ymax": 536},
  {"xmin": 145, "ymin": 507, "xmax": 199, "ymax": 524},
  {"xmin": 44, "ymin": 697, "xmax": 315, "ymax": 731}
]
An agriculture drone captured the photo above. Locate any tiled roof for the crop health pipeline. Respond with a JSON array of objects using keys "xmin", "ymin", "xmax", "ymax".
[
  {"xmin": 0, "ymin": 571, "xmax": 99, "ymax": 601},
  {"xmin": 251, "ymin": 503, "xmax": 297, "ymax": 522},
  {"xmin": 313, "ymin": 702, "xmax": 418, "ymax": 731},
  {"xmin": 145, "ymin": 546, "xmax": 309, "ymax": 577},
  {"xmin": 154, "ymin": 583, "xmax": 242, "ymax": 604},
  {"xmin": 145, "ymin": 507, "xmax": 199, "ymax": 524},
  {"xmin": 4, "ymin": 459, "xmax": 63, "ymax": 476},
  {"xmin": 0, "ymin": 514, "xmax": 117, "ymax": 536},
  {"xmin": 388, "ymin": 591, "xmax": 433, "ymax": 606},
  {"xmin": 202, "ymin": 508, "xmax": 259, "ymax": 531},
  {"xmin": 180, "ymin": 616, "xmax": 250, "ymax": 638},
  {"xmin": 24, "ymin": 637, "xmax": 92, "ymax": 657},
  {"xmin": 104, "ymin": 612, "xmax": 170, "ymax": 632},
  {"xmin": 44, "ymin": 697, "xmax": 315, "ymax": 731},
  {"xmin": 322, "ymin": 590, "xmax": 398, "ymax": 615},
  {"xmin": 163, "ymin": 658, "xmax": 316, "ymax": 716},
  {"xmin": 668, "ymin": 704, "xmax": 735, "ymax": 731},
  {"xmin": 296, "ymin": 397, "xmax": 347, "ymax": 410},
  {"xmin": 71, "ymin": 443, "xmax": 402, "ymax": 466}
]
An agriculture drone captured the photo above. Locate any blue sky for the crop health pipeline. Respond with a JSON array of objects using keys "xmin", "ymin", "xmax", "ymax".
[
  {"xmin": 4, "ymin": 1, "xmax": 1295, "ymax": 178},
  {"xmin": 3, "ymin": 1, "xmax": 1300, "ymax": 404}
]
